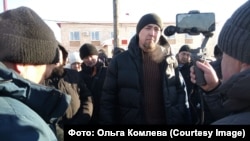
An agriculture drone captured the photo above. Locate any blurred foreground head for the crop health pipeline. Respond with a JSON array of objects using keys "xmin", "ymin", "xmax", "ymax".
[
  {"xmin": 218, "ymin": 1, "xmax": 250, "ymax": 64},
  {"xmin": 0, "ymin": 6, "xmax": 59, "ymax": 83},
  {"xmin": 0, "ymin": 6, "xmax": 59, "ymax": 65}
]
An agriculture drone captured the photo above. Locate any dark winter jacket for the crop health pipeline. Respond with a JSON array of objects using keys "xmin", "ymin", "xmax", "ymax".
[
  {"xmin": 80, "ymin": 61, "xmax": 107, "ymax": 124},
  {"xmin": 178, "ymin": 62, "xmax": 193, "ymax": 95},
  {"xmin": 204, "ymin": 69, "xmax": 250, "ymax": 125},
  {"xmin": 178, "ymin": 62, "xmax": 214, "ymax": 125},
  {"xmin": 0, "ymin": 62, "xmax": 70, "ymax": 141},
  {"xmin": 99, "ymin": 35, "xmax": 190, "ymax": 125}
]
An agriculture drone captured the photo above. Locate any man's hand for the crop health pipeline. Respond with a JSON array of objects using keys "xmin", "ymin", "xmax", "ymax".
[{"xmin": 190, "ymin": 61, "xmax": 220, "ymax": 92}]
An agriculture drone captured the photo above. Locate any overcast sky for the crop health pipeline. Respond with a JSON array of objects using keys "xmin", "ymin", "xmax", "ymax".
[
  {"xmin": 1, "ymin": 0, "xmax": 247, "ymax": 22},
  {"xmin": 0, "ymin": 0, "xmax": 248, "ymax": 40}
]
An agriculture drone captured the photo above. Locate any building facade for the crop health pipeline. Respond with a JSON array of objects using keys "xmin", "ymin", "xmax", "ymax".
[{"xmin": 58, "ymin": 22, "xmax": 219, "ymax": 58}]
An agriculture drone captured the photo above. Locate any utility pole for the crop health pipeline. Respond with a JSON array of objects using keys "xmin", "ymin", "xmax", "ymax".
[
  {"xmin": 3, "ymin": 0, "xmax": 7, "ymax": 11},
  {"xmin": 113, "ymin": 0, "xmax": 119, "ymax": 49}
]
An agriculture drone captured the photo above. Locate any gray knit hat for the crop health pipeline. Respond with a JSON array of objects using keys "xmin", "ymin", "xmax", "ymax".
[
  {"xmin": 136, "ymin": 13, "xmax": 163, "ymax": 35},
  {"xmin": 0, "ymin": 6, "xmax": 59, "ymax": 64},
  {"xmin": 218, "ymin": 1, "xmax": 250, "ymax": 64}
]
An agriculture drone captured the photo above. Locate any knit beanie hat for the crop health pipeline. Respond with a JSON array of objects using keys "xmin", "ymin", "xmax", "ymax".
[
  {"xmin": 136, "ymin": 13, "xmax": 163, "ymax": 35},
  {"xmin": 0, "ymin": 6, "xmax": 59, "ymax": 64},
  {"xmin": 69, "ymin": 52, "xmax": 83, "ymax": 64},
  {"xmin": 79, "ymin": 43, "xmax": 98, "ymax": 59},
  {"xmin": 218, "ymin": 1, "xmax": 250, "ymax": 64},
  {"xmin": 179, "ymin": 45, "xmax": 191, "ymax": 53}
]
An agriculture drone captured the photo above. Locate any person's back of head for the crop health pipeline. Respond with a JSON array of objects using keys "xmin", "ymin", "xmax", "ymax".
[
  {"xmin": 0, "ymin": 6, "xmax": 59, "ymax": 65},
  {"xmin": 0, "ymin": 6, "xmax": 59, "ymax": 83},
  {"xmin": 218, "ymin": 0, "xmax": 250, "ymax": 64},
  {"xmin": 0, "ymin": 7, "xmax": 70, "ymax": 141},
  {"xmin": 211, "ymin": 1, "xmax": 250, "ymax": 125}
]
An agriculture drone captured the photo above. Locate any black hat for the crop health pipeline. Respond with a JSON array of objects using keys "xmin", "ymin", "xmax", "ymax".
[
  {"xmin": 136, "ymin": 13, "xmax": 163, "ymax": 35},
  {"xmin": 179, "ymin": 45, "xmax": 191, "ymax": 53},
  {"xmin": 0, "ymin": 6, "xmax": 59, "ymax": 64},
  {"xmin": 79, "ymin": 43, "xmax": 98, "ymax": 59},
  {"xmin": 218, "ymin": 1, "xmax": 250, "ymax": 64}
]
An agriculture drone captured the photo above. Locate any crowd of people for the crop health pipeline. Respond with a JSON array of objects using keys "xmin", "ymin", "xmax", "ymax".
[{"xmin": 1, "ymin": 0, "xmax": 250, "ymax": 140}]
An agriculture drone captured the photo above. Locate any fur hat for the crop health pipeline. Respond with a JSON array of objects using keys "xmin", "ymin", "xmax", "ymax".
[
  {"xmin": 0, "ymin": 6, "xmax": 59, "ymax": 64},
  {"xmin": 179, "ymin": 45, "xmax": 191, "ymax": 53},
  {"xmin": 136, "ymin": 13, "xmax": 163, "ymax": 35},
  {"xmin": 79, "ymin": 43, "xmax": 98, "ymax": 59},
  {"xmin": 218, "ymin": 1, "xmax": 250, "ymax": 64}
]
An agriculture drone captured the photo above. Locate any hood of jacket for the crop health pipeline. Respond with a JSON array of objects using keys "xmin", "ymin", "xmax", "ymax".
[{"xmin": 0, "ymin": 62, "xmax": 71, "ymax": 123}]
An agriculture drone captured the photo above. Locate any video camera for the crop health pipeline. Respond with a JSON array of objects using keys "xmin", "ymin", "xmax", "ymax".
[{"xmin": 164, "ymin": 11, "xmax": 215, "ymax": 86}]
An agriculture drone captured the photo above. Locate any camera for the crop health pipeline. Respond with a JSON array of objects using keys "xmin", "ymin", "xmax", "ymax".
[
  {"xmin": 176, "ymin": 11, "xmax": 215, "ymax": 35},
  {"xmin": 164, "ymin": 11, "xmax": 216, "ymax": 86},
  {"xmin": 164, "ymin": 11, "xmax": 215, "ymax": 36}
]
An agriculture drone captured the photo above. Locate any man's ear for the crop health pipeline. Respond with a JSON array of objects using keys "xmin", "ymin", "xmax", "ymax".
[{"xmin": 14, "ymin": 64, "xmax": 25, "ymax": 74}]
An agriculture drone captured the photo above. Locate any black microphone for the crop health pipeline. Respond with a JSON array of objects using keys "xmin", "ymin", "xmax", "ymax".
[{"xmin": 164, "ymin": 25, "xmax": 176, "ymax": 36}]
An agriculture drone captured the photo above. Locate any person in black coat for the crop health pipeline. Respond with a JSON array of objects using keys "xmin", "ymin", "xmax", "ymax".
[
  {"xmin": 177, "ymin": 45, "xmax": 215, "ymax": 125},
  {"xmin": 176, "ymin": 45, "xmax": 193, "ymax": 95},
  {"xmin": 99, "ymin": 13, "xmax": 191, "ymax": 125},
  {"xmin": 79, "ymin": 43, "xmax": 107, "ymax": 125}
]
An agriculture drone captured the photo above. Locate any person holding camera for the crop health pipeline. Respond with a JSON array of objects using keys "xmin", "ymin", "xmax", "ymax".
[
  {"xmin": 99, "ymin": 13, "xmax": 191, "ymax": 125},
  {"xmin": 190, "ymin": 0, "xmax": 250, "ymax": 124}
]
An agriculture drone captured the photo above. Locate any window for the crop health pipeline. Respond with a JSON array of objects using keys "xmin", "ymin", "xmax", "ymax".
[
  {"xmin": 91, "ymin": 31, "xmax": 100, "ymax": 41},
  {"xmin": 70, "ymin": 31, "xmax": 80, "ymax": 41}
]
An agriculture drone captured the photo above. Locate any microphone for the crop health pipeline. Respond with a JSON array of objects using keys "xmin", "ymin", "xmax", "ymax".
[{"xmin": 164, "ymin": 25, "xmax": 176, "ymax": 36}]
